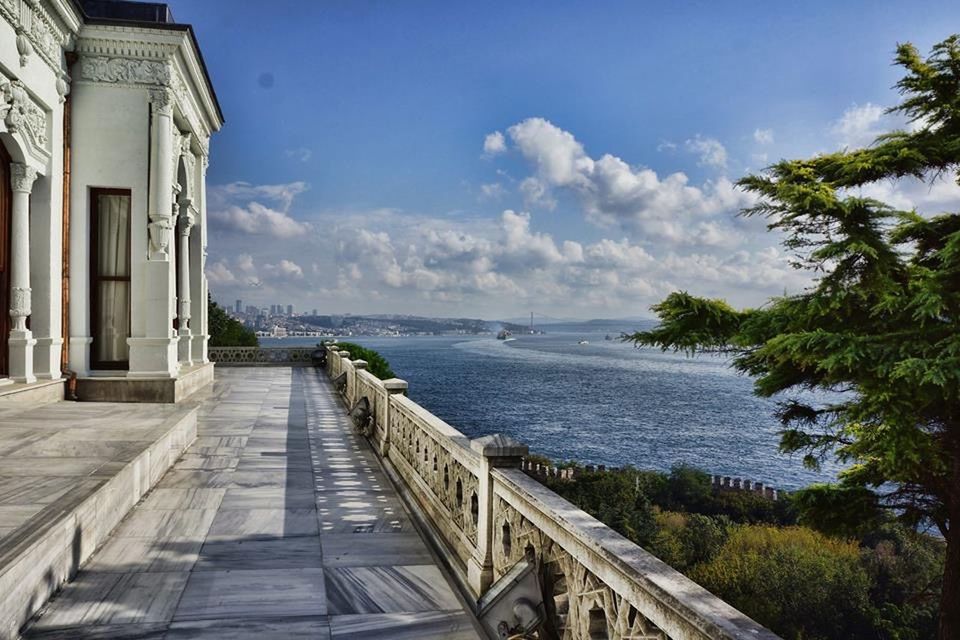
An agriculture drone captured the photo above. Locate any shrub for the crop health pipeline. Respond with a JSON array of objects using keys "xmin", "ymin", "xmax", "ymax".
[
  {"xmin": 334, "ymin": 342, "xmax": 396, "ymax": 380},
  {"xmin": 208, "ymin": 297, "xmax": 257, "ymax": 347},
  {"xmin": 690, "ymin": 525, "xmax": 873, "ymax": 639}
]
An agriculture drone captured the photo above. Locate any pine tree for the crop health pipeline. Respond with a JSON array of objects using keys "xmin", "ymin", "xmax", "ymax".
[{"xmin": 628, "ymin": 36, "xmax": 960, "ymax": 639}]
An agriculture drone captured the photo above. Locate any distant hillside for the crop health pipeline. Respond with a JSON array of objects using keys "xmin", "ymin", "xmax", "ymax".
[{"xmin": 298, "ymin": 314, "xmax": 490, "ymax": 334}]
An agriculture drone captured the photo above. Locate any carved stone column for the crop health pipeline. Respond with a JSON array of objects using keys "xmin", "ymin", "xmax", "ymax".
[
  {"xmin": 177, "ymin": 207, "xmax": 194, "ymax": 365},
  {"xmin": 148, "ymin": 88, "xmax": 174, "ymax": 261},
  {"xmin": 9, "ymin": 164, "xmax": 37, "ymax": 383},
  {"xmin": 190, "ymin": 153, "xmax": 209, "ymax": 362},
  {"xmin": 128, "ymin": 89, "xmax": 179, "ymax": 379}
]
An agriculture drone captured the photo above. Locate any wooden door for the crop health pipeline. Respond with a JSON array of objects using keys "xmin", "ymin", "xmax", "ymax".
[{"xmin": 0, "ymin": 145, "xmax": 11, "ymax": 376}]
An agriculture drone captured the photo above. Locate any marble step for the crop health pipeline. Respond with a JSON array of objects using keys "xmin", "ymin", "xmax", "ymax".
[{"xmin": 0, "ymin": 403, "xmax": 198, "ymax": 640}]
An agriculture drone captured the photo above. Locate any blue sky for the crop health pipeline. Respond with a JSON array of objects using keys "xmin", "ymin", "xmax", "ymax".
[{"xmin": 171, "ymin": 0, "xmax": 960, "ymax": 318}]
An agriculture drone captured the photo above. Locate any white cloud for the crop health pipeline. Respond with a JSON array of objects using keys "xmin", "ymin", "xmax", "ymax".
[
  {"xmin": 502, "ymin": 118, "xmax": 753, "ymax": 244},
  {"xmin": 685, "ymin": 135, "xmax": 728, "ymax": 169},
  {"xmin": 753, "ymin": 128, "xmax": 774, "ymax": 145},
  {"xmin": 479, "ymin": 182, "xmax": 507, "ymax": 201},
  {"xmin": 209, "ymin": 181, "xmax": 308, "ymax": 211},
  {"xmin": 284, "ymin": 147, "xmax": 313, "ymax": 162},
  {"xmin": 208, "ymin": 181, "xmax": 312, "ymax": 239},
  {"xmin": 263, "ymin": 259, "xmax": 305, "ymax": 280},
  {"xmin": 210, "ymin": 202, "xmax": 311, "ymax": 238},
  {"xmin": 483, "ymin": 131, "xmax": 507, "ymax": 155},
  {"xmin": 323, "ymin": 207, "xmax": 803, "ymax": 314},
  {"xmin": 830, "ymin": 103, "xmax": 887, "ymax": 149}
]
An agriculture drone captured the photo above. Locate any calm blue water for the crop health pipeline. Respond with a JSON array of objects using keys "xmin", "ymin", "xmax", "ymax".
[{"xmin": 263, "ymin": 332, "xmax": 841, "ymax": 489}]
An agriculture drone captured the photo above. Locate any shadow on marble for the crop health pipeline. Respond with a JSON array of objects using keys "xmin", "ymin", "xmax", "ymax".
[
  {"xmin": 330, "ymin": 611, "xmax": 481, "ymax": 640},
  {"xmin": 195, "ymin": 536, "xmax": 323, "ymax": 570},
  {"xmin": 321, "ymin": 533, "xmax": 432, "ymax": 567},
  {"xmin": 324, "ymin": 565, "xmax": 462, "ymax": 614},
  {"xmin": 173, "ymin": 568, "xmax": 327, "ymax": 621},
  {"xmin": 166, "ymin": 617, "xmax": 331, "ymax": 639},
  {"xmin": 205, "ymin": 507, "xmax": 319, "ymax": 541}
]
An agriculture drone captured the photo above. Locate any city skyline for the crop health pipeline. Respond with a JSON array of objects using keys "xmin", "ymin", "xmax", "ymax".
[{"xmin": 174, "ymin": 0, "xmax": 960, "ymax": 318}]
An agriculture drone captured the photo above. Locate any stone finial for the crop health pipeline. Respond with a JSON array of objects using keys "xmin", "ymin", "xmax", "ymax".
[
  {"xmin": 352, "ymin": 359, "xmax": 368, "ymax": 370},
  {"xmin": 382, "ymin": 378, "xmax": 408, "ymax": 394},
  {"xmin": 470, "ymin": 434, "xmax": 528, "ymax": 458}
]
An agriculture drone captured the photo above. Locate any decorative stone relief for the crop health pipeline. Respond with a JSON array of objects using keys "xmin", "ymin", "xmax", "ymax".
[
  {"xmin": 0, "ymin": 77, "xmax": 49, "ymax": 150},
  {"xmin": 493, "ymin": 497, "xmax": 667, "ymax": 640},
  {"xmin": 147, "ymin": 214, "xmax": 172, "ymax": 260},
  {"xmin": 149, "ymin": 87, "xmax": 175, "ymax": 115},
  {"xmin": 80, "ymin": 57, "xmax": 172, "ymax": 86},
  {"xmin": 179, "ymin": 139, "xmax": 197, "ymax": 199},
  {"xmin": 0, "ymin": 0, "xmax": 70, "ymax": 73},
  {"xmin": 389, "ymin": 403, "xmax": 480, "ymax": 551},
  {"xmin": 10, "ymin": 163, "xmax": 38, "ymax": 193},
  {"xmin": 55, "ymin": 75, "xmax": 69, "ymax": 103},
  {"xmin": 9, "ymin": 287, "xmax": 31, "ymax": 320},
  {"xmin": 16, "ymin": 29, "xmax": 32, "ymax": 66}
]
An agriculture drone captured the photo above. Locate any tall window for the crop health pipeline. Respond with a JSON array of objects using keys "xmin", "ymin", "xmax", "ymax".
[{"xmin": 90, "ymin": 189, "xmax": 131, "ymax": 369}]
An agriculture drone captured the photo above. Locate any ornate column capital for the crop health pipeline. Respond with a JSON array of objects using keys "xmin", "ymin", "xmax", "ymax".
[
  {"xmin": 149, "ymin": 87, "xmax": 175, "ymax": 116},
  {"xmin": 10, "ymin": 163, "xmax": 38, "ymax": 194},
  {"xmin": 178, "ymin": 208, "xmax": 196, "ymax": 236}
]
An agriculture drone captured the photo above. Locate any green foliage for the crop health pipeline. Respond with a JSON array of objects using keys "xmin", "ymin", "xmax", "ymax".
[
  {"xmin": 541, "ymin": 466, "xmax": 658, "ymax": 547},
  {"xmin": 207, "ymin": 297, "xmax": 257, "ymax": 347},
  {"xmin": 690, "ymin": 526, "xmax": 874, "ymax": 640},
  {"xmin": 531, "ymin": 457, "xmax": 944, "ymax": 639},
  {"xmin": 334, "ymin": 342, "xmax": 396, "ymax": 380},
  {"xmin": 651, "ymin": 511, "xmax": 731, "ymax": 571},
  {"xmin": 860, "ymin": 523, "xmax": 944, "ymax": 640},
  {"xmin": 626, "ymin": 36, "xmax": 960, "ymax": 636}
]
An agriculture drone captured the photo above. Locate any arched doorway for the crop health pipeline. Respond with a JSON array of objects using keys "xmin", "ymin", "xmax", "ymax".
[{"xmin": 0, "ymin": 144, "xmax": 10, "ymax": 376}]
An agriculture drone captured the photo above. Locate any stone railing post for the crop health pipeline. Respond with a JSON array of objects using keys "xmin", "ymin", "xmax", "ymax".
[
  {"xmin": 350, "ymin": 359, "xmax": 367, "ymax": 405},
  {"xmin": 379, "ymin": 377, "xmax": 408, "ymax": 456},
  {"xmin": 337, "ymin": 351, "xmax": 350, "ymax": 401},
  {"xmin": 468, "ymin": 434, "xmax": 528, "ymax": 595}
]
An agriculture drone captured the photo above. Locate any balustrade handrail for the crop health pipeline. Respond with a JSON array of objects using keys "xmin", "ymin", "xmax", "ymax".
[
  {"xmin": 321, "ymin": 343, "xmax": 781, "ymax": 640},
  {"xmin": 209, "ymin": 346, "xmax": 316, "ymax": 366}
]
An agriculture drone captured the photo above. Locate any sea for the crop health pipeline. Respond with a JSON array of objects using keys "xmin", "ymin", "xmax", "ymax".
[{"xmin": 263, "ymin": 327, "xmax": 843, "ymax": 490}]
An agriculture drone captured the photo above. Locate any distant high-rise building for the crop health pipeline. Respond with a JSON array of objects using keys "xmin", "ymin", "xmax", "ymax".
[
  {"xmin": 312, "ymin": 308, "xmax": 317, "ymax": 316},
  {"xmin": 235, "ymin": 299, "xmax": 242, "ymax": 314},
  {"xmin": 287, "ymin": 304, "xmax": 293, "ymax": 316},
  {"xmin": 269, "ymin": 304, "xmax": 276, "ymax": 315}
]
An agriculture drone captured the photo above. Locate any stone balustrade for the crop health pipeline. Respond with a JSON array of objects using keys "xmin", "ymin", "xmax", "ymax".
[
  {"xmin": 208, "ymin": 346, "xmax": 316, "ymax": 365},
  {"xmin": 322, "ymin": 344, "xmax": 780, "ymax": 640}
]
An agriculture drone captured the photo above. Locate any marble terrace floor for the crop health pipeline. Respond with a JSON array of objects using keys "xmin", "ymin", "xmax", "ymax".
[{"xmin": 23, "ymin": 367, "xmax": 484, "ymax": 639}]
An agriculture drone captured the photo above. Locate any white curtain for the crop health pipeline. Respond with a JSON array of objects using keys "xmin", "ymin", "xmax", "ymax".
[{"xmin": 95, "ymin": 194, "xmax": 131, "ymax": 363}]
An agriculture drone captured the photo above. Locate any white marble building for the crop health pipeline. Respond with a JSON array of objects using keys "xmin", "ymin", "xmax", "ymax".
[{"xmin": 0, "ymin": 0, "xmax": 222, "ymax": 401}]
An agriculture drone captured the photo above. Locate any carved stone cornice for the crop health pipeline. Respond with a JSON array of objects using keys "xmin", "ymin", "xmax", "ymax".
[
  {"xmin": 10, "ymin": 162, "xmax": 38, "ymax": 193},
  {"xmin": 0, "ymin": 0, "xmax": 74, "ymax": 74},
  {"xmin": 79, "ymin": 56, "xmax": 172, "ymax": 86},
  {"xmin": 0, "ymin": 74, "xmax": 49, "ymax": 152}
]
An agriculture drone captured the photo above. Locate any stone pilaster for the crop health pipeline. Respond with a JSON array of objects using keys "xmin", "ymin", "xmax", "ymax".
[{"xmin": 128, "ymin": 89, "xmax": 178, "ymax": 379}]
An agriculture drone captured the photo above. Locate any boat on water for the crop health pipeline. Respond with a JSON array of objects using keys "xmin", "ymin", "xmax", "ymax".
[
  {"xmin": 605, "ymin": 334, "xmax": 612, "ymax": 341},
  {"xmin": 578, "ymin": 339, "xmax": 589, "ymax": 345},
  {"xmin": 496, "ymin": 329, "xmax": 513, "ymax": 340}
]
